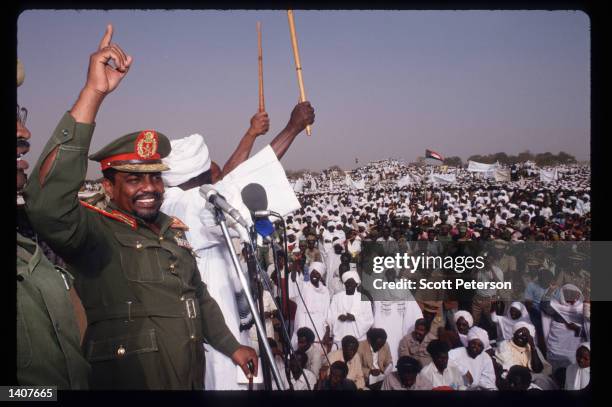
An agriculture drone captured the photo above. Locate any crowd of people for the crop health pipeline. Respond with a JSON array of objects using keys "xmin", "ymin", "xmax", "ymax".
[{"xmin": 248, "ymin": 159, "xmax": 591, "ymax": 390}]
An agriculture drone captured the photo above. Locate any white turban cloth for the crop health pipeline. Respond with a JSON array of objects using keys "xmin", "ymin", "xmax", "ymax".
[
  {"xmin": 454, "ymin": 310, "xmax": 474, "ymax": 327},
  {"xmin": 467, "ymin": 326, "xmax": 491, "ymax": 350},
  {"xmin": 341, "ymin": 270, "xmax": 361, "ymax": 285},
  {"xmin": 512, "ymin": 321, "xmax": 536, "ymax": 338},
  {"xmin": 309, "ymin": 261, "xmax": 326, "ymax": 278},
  {"xmin": 162, "ymin": 134, "xmax": 211, "ymax": 186}
]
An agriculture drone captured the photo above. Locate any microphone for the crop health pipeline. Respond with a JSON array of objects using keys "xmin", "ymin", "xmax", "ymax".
[
  {"xmin": 199, "ymin": 185, "xmax": 249, "ymax": 229},
  {"xmin": 241, "ymin": 183, "xmax": 276, "ymax": 238}
]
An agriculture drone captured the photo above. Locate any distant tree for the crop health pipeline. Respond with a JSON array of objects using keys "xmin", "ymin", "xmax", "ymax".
[
  {"xmin": 517, "ymin": 150, "xmax": 534, "ymax": 163},
  {"xmin": 443, "ymin": 156, "xmax": 463, "ymax": 167},
  {"xmin": 557, "ymin": 151, "xmax": 577, "ymax": 164}
]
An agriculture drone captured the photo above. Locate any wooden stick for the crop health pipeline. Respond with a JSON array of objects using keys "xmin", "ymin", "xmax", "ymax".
[
  {"xmin": 287, "ymin": 10, "xmax": 311, "ymax": 136},
  {"xmin": 257, "ymin": 21, "xmax": 265, "ymax": 112}
]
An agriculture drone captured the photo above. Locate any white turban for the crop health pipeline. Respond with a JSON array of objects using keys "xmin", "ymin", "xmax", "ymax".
[
  {"xmin": 341, "ymin": 270, "xmax": 361, "ymax": 285},
  {"xmin": 512, "ymin": 321, "xmax": 536, "ymax": 338},
  {"xmin": 467, "ymin": 326, "xmax": 491, "ymax": 350},
  {"xmin": 309, "ymin": 261, "xmax": 326, "ymax": 277},
  {"xmin": 454, "ymin": 310, "xmax": 474, "ymax": 327},
  {"xmin": 162, "ymin": 134, "xmax": 211, "ymax": 187}
]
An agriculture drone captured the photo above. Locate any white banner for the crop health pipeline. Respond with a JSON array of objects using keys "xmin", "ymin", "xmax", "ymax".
[
  {"xmin": 427, "ymin": 173, "xmax": 456, "ymax": 184},
  {"xmin": 494, "ymin": 168, "xmax": 511, "ymax": 182},
  {"xmin": 467, "ymin": 160, "xmax": 499, "ymax": 172},
  {"xmin": 539, "ymin": 168, "xmax": 559, "ymax": 183}
]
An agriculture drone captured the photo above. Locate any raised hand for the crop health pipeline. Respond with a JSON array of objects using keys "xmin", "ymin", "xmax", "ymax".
[
  {"xmin": 287, "ymin": 101, "xmax": 315, "ymax": 133},
  {"xmin": 247, "ymin": 111, "xmax": 270, "ymax": 137},
  {"xmin": 85, "ymin": 24, "xmax": 133, "ymax": 96}
]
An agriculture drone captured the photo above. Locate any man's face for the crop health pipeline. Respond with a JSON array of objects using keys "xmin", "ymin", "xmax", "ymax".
[
  {"xmin": 103, "ymin": 172, "xmax": 164, "ymax": 222},
  {"xmin": 399, "ymin": 372, "xmax": 417, "ymax": 388},
  {"xmin": 16, "ymin": 119, "xmax": 31, "ymax": 190},
  {"xmin": 413, "ymin": 324, "xmax": 427, "ymax": 342},
  {"xmin": 297, "ymin": 336, "xmax": 310, "ymax": 352},
  {"xmin": 456, "ymin": 317, "xmax": 470, "ymax": 335},
  {"xmin": 576, "ymin": 347, "xmax": 590, "ymax": 369},
  {"xmin": 344, "ymin": 278, "xmax": 358, "ymax": 295},
  {"xmin": 329, "ymin": 368, "xmax": 344, "ymax": 387},
  {"xmin": 371, "ymin": 337, "xmax": 386, "ymax": 353},
  {"xmin": 512, "ymin": 328, "xmax": 530, "ymax": 347},
  {"xmin": 333, "ymin": 244, "xmax": 343, "ymax": 255},
  {"xmin": 310, "ymin": 270, "xmax": 322, "ymax": 286},
  {"xmin": 382, "ymin": 228, "xmax": 391, "ymax": 239},
  {"xmin": 328, "ymin": 225, "xmax": 335, "ymax": 233},
  {"xmin": 432, "ymin": 352, "xmax": 449, "ymax": 372},
  {"xmin": 307, "ymin": 238, "xmax": 316, "ymax": 249},
  {"xmin": 467, "ymin": 339, "xmax": 484, "ymax": 359},
  {"xmin": 509, "ymin": 307, "xmax": 522, "ymax": 320},
  {"xmin": 342, "ymin": 342, "xmax": 358, "ymax": 362},
  {"xmin": 289, "ymin": 354, "xmax": 304, "ymax": 379}
]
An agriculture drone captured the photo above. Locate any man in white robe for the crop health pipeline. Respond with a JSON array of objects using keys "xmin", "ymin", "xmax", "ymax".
[
  {"xmin": 289, "ymin": 262, "xmax": 331, "ymax": 349},
  {"xmin": 326, "ymin": 270, "xmax": 374, "ymax": 349},
  {"xmin": 372, "ymin": 269, "xmax": 422, "ymax": 367},
  {"xmin": 448, "ymin": 327, "xmax": 497, "ymax": 390},
  {"xmin": 564, "ymin": 342, "xmax": 590, "ymax": 390},
  {"xmin": 160, "ymin": 103, "xmax": 315, "ymax": 390},
  {"xmin": 418, "ymin": 340, "xmax": 466, "ymax": 390}
]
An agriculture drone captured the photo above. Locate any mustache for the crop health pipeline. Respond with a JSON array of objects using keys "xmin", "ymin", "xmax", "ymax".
[{"xmin": 132, "ymin": 192, "xmax": 162, "ymax": 203}]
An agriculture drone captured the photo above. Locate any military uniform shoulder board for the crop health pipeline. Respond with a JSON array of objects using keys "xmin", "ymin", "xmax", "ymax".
[
  {"xmin": 170, "ymin": 216, "xmax": 190, "ymax": 231},
  {"xmin": 79, "ymin": 200, "xmax": 137, "ymax": 229}
]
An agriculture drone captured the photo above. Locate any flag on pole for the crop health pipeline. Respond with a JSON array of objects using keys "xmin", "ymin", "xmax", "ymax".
[{"xmin": 425, "ymin": 149, "xmax": 444, "ymax": 162}]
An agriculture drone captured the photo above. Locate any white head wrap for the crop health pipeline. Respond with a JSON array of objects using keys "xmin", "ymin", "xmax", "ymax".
[
  {"xmin": 467, "ymin": 326, "xmax": 491, "ymax": 350},
  {"xmin": 512, "ymin": 321, "xmax": 536, "ymax": 337},
  {"xmin": 454, "ymin": 310, "xmax": 474, "ymax": 327},
  {"xmin": 309, "ymin": 261, "xmax": 326, "ymax": 278},
  {"xmin": 162, "ymin": 134, "xmax": 211, "ymax": 186},
  {"xmin": 341, "ymin": 270, "xmax": 361, "ymax": 285}
]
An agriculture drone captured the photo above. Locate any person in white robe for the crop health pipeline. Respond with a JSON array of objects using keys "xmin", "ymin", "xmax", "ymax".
[
  {"xmin": 372, "ymin": 269, "xmax": 423, "ymax": 367},
  {"xmin": 453, "ymin": 310, "xmax": 474, "ymax": 348},
  {"xmin": 540, "ymin": 284, "xmax": 585, "ymax": 371},
  {"xmin": 491, "ymin": 301, "xmax": 532, "ymax": 341},
  {"xmin": 418, "ymin": 340, "xmax": 466, "ymax": 390},
  {"xmin": 289, "ymin": 262, "xmax": 331, "ymax": 349},
  {"xmin": 564, "ymin": 342, "xmax": 590, "ymax": 390},
  {"xmin": 160, "ymin": 102, "xmax": 314, "ymax": 390},
  {"xmin": 448, "ymin": 327, "xmax": 497, "ymax": 390},
  {"xmin": 326, "ymin": 270, "xmax": 374, "ymax": 349},
  {"xmin": 324, "ymin": 242, "xmax": 344, "ymax": 296},
  {"xmin": 494, "ymin": 321, "xmax": 554, "ymax": 390},
  {"xmin": 287, "ymin": 351, "xmax": 317, "ymax": 390}
]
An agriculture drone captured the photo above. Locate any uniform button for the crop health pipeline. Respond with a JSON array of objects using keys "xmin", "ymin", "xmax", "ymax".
[
  {"xmin": 190, "ymin": 334, "xmax": 196, "ymax": 340},
  {"xmin": 159, "ymin": 236, "xmax": 164, "ymax": 241},
  {"xmin": 169, "ymin": 263, "xmax": 176, "ymax": 271},
  {"xmin": 180, "ymin": 296, "xmax": 185, "ymax": 301},
  {"xmin": 117, "ymin": 345, "xmax": 126, "ymax": 357},
  {"xmin": 136, "ymin": 241, "xmax": 143, "ymax": 249},
  {"xmin": 61, "ymin": 129, "xmax": 69, "ymax": 136}
]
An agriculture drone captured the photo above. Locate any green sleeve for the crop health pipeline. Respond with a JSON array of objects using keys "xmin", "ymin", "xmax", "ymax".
[
  {"xmin": 23, "ymin": 112, "xmax": 96, "ymax": 259},
  {"xmin": 195, "ymin": 274, "xmax": 241, "ymax": 357}
]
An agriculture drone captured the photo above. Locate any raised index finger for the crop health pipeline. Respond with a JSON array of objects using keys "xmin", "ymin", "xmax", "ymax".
[{"xmin": 98, "ymin": 24, "xmax": 113, "ymax": 50}]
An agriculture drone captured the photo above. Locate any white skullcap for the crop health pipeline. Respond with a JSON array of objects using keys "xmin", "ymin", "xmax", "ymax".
[
  {"xmin": 454, "ymin": 310, "xmax": 474, "ymax": 327},
  {"xmin": 512, "ymin": 321, "xmax": 536, "ymax": 337},
  {"xmin": 341, "ymin": 270, "xmax": 361, "ymax": 285},
  {"xmin": 467, "ymin": 326, "xmax": 491, "ymax": 350},
  {"xmin": 162, "ymin": 134, "xmax": 211, "ymax": 187}
]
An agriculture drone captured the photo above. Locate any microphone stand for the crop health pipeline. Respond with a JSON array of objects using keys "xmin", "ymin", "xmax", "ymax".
[
  {"xmin": 212, "ymin": 206, "xmax": 286, "ymax": 390},
  {"xmin": 245, "ymin": 229, "xmax": 272, "ymax": 390}
]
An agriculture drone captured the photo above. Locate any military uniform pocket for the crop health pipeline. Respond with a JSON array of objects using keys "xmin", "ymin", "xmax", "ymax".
[
  {"xmin": 86, "ymin": 328, "xmax": 159, "ymax": 362},
  {"xmin": 86, "ymin": 329, "xmax": 165, "ymax": 389},
  {"xmin": 114, "ymin": 233, "xmax": 164, "ymax": 282}
]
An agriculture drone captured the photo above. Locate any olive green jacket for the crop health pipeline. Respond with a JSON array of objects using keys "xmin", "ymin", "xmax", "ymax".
[
  {"xmin": 17, "ymin": 232, "xmax": 90, "ymax": 389},
  {"xmin": 23, "ymin": 113, "xmax": 240, "ymax": 389}
]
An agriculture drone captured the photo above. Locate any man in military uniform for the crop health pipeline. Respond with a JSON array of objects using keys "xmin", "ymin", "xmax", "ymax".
[
  {"xmin": 17, "ymin": 59, "xmax": 90, "ymax": 389},
  {"xmin": 23, "ymin": 24, "xmax": 257, "ymax": 389}
]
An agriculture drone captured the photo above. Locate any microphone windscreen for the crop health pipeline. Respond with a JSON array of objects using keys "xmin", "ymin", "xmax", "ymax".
[
  {"xmin": 255, "ymin": 218, "xmax": 275, "ymax": 237},
  {"xmin": 241, "ymin": 183, "xmax": 268, "ymax": 212}
]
